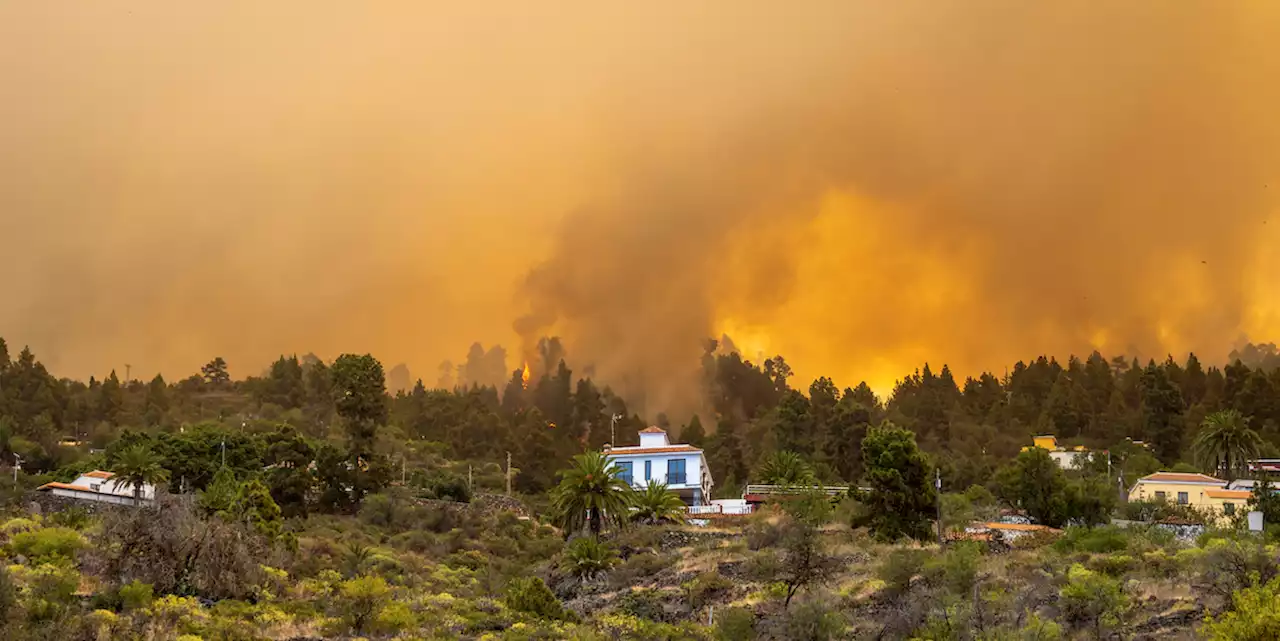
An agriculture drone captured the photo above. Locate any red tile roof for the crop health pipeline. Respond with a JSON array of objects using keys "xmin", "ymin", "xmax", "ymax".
[
  {"xmin": 83, "ymin": 470, "xmax": 114, "ymax": 479},
  {"xmin": 985, "ymin": 522, "xmax": 1061, "ymax": 532},
  {"xmin": 639, "ymin": 426, "xmax": 667, "ymax": 434},
  {"xmin": 607, "ymin": 445, "xmax": 700, "ymax": 455},
  {"xmin": 1206, "ymin": 489, "xmax": 1251, "ymax": 500},
  {"xmin": 1138, "ymin": 472, "xmax": 1226, "ymax": 484},
  {"xmin": 37, "ymin": 482, "xmax": 94, "ymax": 492}
]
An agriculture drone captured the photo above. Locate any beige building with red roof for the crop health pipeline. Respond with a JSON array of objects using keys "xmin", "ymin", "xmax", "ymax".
[{"xmin": 1127, "ymin": 472, "xmax": 1242, "ymax": 519}]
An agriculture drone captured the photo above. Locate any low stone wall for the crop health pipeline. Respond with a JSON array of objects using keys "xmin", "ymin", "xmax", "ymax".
[
  {"xmin": 408, "ymin": 492, "xmax": 532, "ymax": 519},
  {"xmin": 24, "ymin": 491, "xmax": 136, "ymax": 517}
]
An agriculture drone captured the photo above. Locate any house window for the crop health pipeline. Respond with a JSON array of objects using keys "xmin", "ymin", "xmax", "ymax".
[
  {"xmin": 667, "ymin": 459, "xmax": 687, "ymax": 485},
  {"xmin": 1155, "ymin": 491, "xmax": 1166, "ymax": 501},
  {"xmin": 1177, "ymin": 492, "xmax": 1189, "ymax": 505},
  {"xmin": 90, "ymin": 483, "xmax": 101, "ymax": 492},
  {"xmin": 616, "ymin": 461, "xmax": 633, "ymax": 485},
  {"xmin": 644, "ymin": 460, "xmax": 651, "ymax": 482},
  {"xmin": 1224, "ymin": 503, "xmax": 1236, "ymax": 516}
]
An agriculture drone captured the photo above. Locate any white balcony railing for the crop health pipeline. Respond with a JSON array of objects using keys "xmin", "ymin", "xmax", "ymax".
[{"xmin": 685, "ymin": 503, "xmax": 754, "ymax": 515}]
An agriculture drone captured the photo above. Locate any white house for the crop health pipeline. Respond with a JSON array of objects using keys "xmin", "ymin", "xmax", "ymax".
[
  {"xmin": 37, "ymin": 470, "xmax": 155, "ymax": 506},
  {"xmin": 605, "ymin": 427, "xmax": 713, "ymax": 506}
]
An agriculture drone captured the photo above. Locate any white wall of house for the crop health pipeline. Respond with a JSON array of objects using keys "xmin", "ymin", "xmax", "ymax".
[
  {"xmin": 608, "ymin": 451, "xmax": 704, "ymax": 490},
  {"xmin": 606, "ymin": 428, "xmax": 712, "ymax": 505},
  {"xmin": 1049, "ymin": 451, "xmax": 1086, "ymax": 469},
  {"xmin": 72, "ymin": 475, "xmax": 156, "ymax": 501},
  {"xmin": 49, "ymin": 488, "xmax": 140, "ymax": 506}
]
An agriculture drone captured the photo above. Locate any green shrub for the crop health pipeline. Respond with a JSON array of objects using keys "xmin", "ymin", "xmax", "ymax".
[
  {"xmin": 877, "ymin": 548, "xmax": 928, "ymax": 596},
  {"xmin": 684, "ymin": 571, "xmax": 733, "ymax": 610},
  {"xmin": 560, "ymin": 537, "xmax": 619, "ymax": 580},
  {"xmin": 372, "ymin": 600, "xmax": 416, "ymax": 635},
  {"xmin": 745, "ymin": 514, "xmax": 784, "ymax": 550},
  {"xmin": 1201, "ymin": 575, "xmax": 1280, "ymax": 639},
  {"xmin": 1019, "ymin": 613, "xmax": 1063, "ymax": 640},
  {"xmin": 338, "ymin": 575, "xmax": 392, "ymax": 633},
  {"xmin": 505, "ymin": 576, "xmax": 570, "ymax": 621},
  {"xmin": 742, "ymin": 548, "xmax": 783, "ymax": 582},
  {"xmin": 609, "ymin": 552, "xmax": 677, "ymax": 589},
  {"xmin": 926, "ymin": 541, "xmax": 983, "ymax": 595},
  {"xmin": 715, "ymin": 606, "xmax": 756, "ymax": 641},
  {"xmin": 0, "ymin": 565, "xmax": 15, "ymax": 623},
  {"xmin": 1199, "ymin": 538, "xmax": 1280, "ymax": 600},
  {"xmin": 1053, "ymin": 526, "xmax": 1128, "ymax": 554},
  {"xmin": 47, "ymin": 507, "xmax": 91, "ymax": 530},
  {"xmin": 1059, "ymin": 564, "xmax": 1128, "ymax": 637},
  {"xmin": 615, "ymin": 588, "xmax": 671, "ymax": 623},
  {"xmin": 768, "ymin": 600, "xmax": 844, "ymax": 640},
  {"xmin": 421, "ymin": 471, "xmax": 472, "ymax": 503},
  {"xmin": 23, "ymin": 564, "xmax": 80, "ymax": 622},
  {"xmin": 9, "ymin": 526, "xmax": 85, "ymax": 562},
  {"xmin": 119, "ymin": 579, "xmax": 154, "ymax": 610},
  {"xmin": 1087, "ymin": 554, "xmax": 1136, "ymax": 577},
  {"xmin": 1, "ymin": 517, "xmax": 39, "ymax": 536}
]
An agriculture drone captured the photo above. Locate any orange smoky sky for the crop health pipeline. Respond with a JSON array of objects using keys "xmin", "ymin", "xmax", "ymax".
[{"xmin": 2, "ymin": 3, "xmax": 1279, "ymax": 413}]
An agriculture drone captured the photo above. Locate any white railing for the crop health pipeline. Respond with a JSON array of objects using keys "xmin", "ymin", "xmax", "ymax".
[
  {"xmin": 744, "ymin": 484, "xmax": 860, "ymax": 497},
  {"xmin": 685, "ymin": 504, "xmax": 754, "ymax": 515}
]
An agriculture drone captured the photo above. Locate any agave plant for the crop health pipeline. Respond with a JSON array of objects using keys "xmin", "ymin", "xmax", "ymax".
[
  {"xmin": 630, "ymin": 481, "xmax": 687, "ymax": 524},
  {"xmin": 559, "ymin": 536, "xmax": 620, "ymax": 580}
]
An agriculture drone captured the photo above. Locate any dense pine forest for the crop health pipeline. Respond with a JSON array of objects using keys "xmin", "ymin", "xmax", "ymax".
[{"xmin": 4, "ymin": 336, "xmax": 1280, "ymax": 503}]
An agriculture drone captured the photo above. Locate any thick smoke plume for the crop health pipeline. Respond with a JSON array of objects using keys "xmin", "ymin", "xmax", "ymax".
[{"xmin": 3, "ymin": 3, "xmax": 1279, "ymax": 416}]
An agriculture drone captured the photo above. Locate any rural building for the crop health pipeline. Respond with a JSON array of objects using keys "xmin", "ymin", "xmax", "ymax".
[
  {"xmin": 963, "ymin": 521, "xmax": 1061, "ymax": 543},
  {"xmin": 1022, "ymin": 435, "xmax": 1090, "ymax": 469},
  {"xmin": 604, "ymin": 426, "xmax": 713, "ymax": 506},
  {"xmin": 1203, "ymin": 488, "xmax": 1251, "ymax": 519},
  {"xmin": 1127, "ymin": 472, "xmax": 1227, "ymax": 508},
  {"xmin": 36, "ymin": 470, "xmax": 154, "ymax": 505}
]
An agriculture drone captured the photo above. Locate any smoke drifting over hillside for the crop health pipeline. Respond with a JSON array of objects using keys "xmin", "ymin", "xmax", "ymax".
[{"xmin": 3, "ymin": 3, "xmax": 1279, "ymax": 413}]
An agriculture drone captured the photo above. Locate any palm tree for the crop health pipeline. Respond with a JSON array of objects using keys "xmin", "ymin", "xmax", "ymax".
[
  {"xmin": 755, "ymin": 450, "xmax": 817, "ymax": 487},
  {"xmin": 111, "ymin": 444, "xmax": 170, "ymax": 505},
  {"xmin": 1193, "ymin": 409, "xmax": 1263, "ymax": 480},
  {"xmin": 551, "ymin": 451, "xmax": 633, "ymax": 537},
  {"xmin": 630, "ymin": 481, "xmax": 687, "ymax": 524}
]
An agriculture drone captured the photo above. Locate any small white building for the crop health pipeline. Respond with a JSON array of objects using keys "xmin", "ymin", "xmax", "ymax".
[
  {"xmin": 1022, "ymin": 435, "xmax": 1090, "ymax": 469},
  {"xmin": 605, "ymin": 427, "xmax": 713, "ymax": 506},
  {"xmin": 37, "ymin": 470, "xmax": 155, "ymax": 506}
]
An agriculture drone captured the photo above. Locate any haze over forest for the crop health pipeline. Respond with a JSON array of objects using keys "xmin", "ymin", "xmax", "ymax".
[{"xmin": 3, "ymin": 3, "xmax": 1280, "ymax": 416}]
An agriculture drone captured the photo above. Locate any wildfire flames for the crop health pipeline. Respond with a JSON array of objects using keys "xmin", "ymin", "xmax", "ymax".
[{"xmin": 521, "ymin": 362, "xmax": 531, "ymax": 388}]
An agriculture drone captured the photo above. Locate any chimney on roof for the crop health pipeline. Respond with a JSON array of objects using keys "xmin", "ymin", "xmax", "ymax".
[{"xmin": 639, "ymin": 426, "xmax": 669, "ymax": 448}]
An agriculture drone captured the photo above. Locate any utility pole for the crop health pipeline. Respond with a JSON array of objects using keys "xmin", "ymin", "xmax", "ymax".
[
  {"xmin": 220, "ymin": 439, "xmax": 226, "ymax": 468},
  {"xmin": 13, "ymin": 454, "xmax": 21, "ymax": 484},
  {"xmin": 610, "ymin": 413, "xmax": 622, "ymax": 446},
  {"xmin": 935, "ymin": 467, "xmax": 943, "ymax": 546},
  {"xmin": 125, "ymin": 363, "xmax": 132, "ymax": 384},
  {"xmin": 468, "ymin": 464, "xmax": 473, "ymax": 492},
  {"xmin": 506, "ymin": 451, "xmax": 513, "ymax": 496}
]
